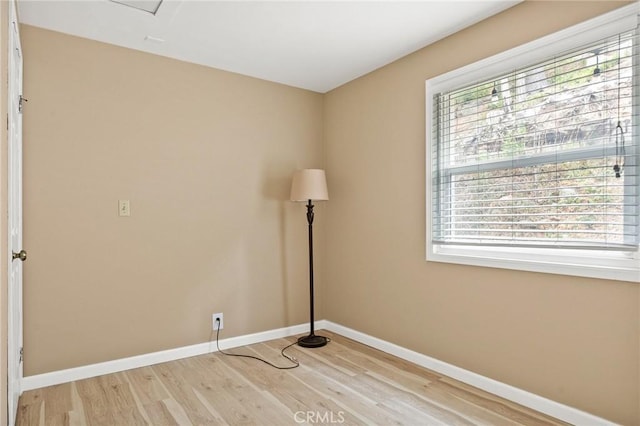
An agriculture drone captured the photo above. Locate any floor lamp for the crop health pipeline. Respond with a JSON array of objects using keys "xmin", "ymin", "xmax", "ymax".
[{"xmin": 290, "ymin": 169, "xmax": 329, "ymax": 348}]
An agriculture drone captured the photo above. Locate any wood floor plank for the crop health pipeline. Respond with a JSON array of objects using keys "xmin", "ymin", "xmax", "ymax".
[
  {"xmin": 188, "ymin": 355, "xmax": 297, "ymax": 425},
  {"xmin": 67, "ymin": 410, "xmax": 86, "ymax": 426},
  {"xmin": 118, "ymin": 372, "xmax": 152, "ymax": 425},
  {"xmin": 69, "ymin": 382, "xmax": 88, "ymax": 426},
  {"xmin": 41, "ymin": 383, "xmax": 73, "ymax": 422},
  {"xmin": 142, "ymin": 401, "xmax": 180, "ymax": 426},
  {"xmin": 15, "ymin": 396, "xmax": 42, "ymax": 426},
  {"xmin": 191, "ymin": 387, "xmax": 231, "ymax": 424},
  {"xmin": 74, "ymin": 375, "xmax": 129, "ymax": 424},
  {"xmin": 18, "ymin": 332, "xmax": 569, "ymax": 426},
  {"xmin": 122, "ymin": 366, "xmax": 171, "ymax": 406},
  {"xmin": 434, "ymin": 377, "xmax": 562, "ymax": 426},
  {"xmin": 161, "ymin": 398, "xmax": 193, "ymax": 426},
  {"xmin": 151, "ymin": 360, "xmax": 221, "ymax": 425},
  {"xmin": 329, "ymin": 335, "xmax": 443, "ymax": 382}
]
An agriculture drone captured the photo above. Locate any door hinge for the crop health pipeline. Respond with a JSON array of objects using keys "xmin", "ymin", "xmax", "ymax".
[
  {"xmin": 19, "ymin": 347, "xmax": 23, "ymax": 363},
  {"xmin": 18, "ymin": 95, "xmax": 27, "ymax": 113}
]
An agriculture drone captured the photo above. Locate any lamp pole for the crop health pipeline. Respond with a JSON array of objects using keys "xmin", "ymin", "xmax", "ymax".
[
  {"xmin": 297, "ymin": 199, "xmax": 327, "ymax": 347},
  {"xmin": 306, "ymin": 200, "xmax": 316, "ymax": 336}
]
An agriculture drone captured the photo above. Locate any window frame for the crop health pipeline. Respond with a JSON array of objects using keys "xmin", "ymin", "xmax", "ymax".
[{"xmin": 426, "ymin": 4, "xmax": 640, "ymax": 282}]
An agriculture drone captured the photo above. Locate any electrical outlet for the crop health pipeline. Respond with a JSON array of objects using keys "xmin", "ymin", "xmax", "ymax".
[{"xmin": 212, "ymin": 312, "xmax": 224, "ymax": 330}]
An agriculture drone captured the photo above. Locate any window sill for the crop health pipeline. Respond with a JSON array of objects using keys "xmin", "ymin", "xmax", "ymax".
[{"xmin": 427, "ymin": 244, "xmax": 640, "ymax": 283}]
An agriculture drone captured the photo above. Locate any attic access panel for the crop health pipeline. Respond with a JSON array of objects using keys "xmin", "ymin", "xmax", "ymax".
[{"xmin": 109, "ymin": 0, "xmax": 163, "ymax": 15}]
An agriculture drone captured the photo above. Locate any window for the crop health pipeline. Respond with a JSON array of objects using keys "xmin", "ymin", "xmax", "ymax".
[{"xmin": 426, "ymin": 5, "xmax": 640, "ymax": 282}]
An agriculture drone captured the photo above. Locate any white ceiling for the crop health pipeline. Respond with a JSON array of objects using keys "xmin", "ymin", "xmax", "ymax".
[{"xmin": 17, "ymin": 0, "xmax": 521, "ymax": 93}]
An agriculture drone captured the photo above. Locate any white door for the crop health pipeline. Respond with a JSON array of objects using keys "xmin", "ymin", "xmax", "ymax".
[{"xmin": 7, "ymin": 0, "xmax": 24, "ymax": 423}]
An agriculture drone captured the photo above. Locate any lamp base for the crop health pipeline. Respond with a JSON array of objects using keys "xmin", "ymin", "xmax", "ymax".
[{"xmin": 297, "ymin": 334, "xmax": 328, "ymax": 348}]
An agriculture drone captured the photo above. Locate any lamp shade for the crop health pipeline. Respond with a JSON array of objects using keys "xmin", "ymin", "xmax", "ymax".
[{"xmin": 290, "ymin": 169, "xmax": 329, "ymax": 201}]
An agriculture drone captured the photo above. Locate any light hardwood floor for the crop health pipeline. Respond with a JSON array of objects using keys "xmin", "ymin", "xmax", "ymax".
[{"xmin": 17, "ymin": 331, "xmax": 567, "ymax": 425}]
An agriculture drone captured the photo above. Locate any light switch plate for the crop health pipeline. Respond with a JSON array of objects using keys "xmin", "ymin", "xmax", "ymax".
[{"xmin": 118, "ymin": 200, "xmax": 130, "ymax": 217}]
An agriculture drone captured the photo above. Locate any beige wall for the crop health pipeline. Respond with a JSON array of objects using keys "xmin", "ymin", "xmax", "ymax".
[
  {"xmin": 324, "ymin": 1, "xmax": 639, "ymax": 425},
  {"xmin": 21, "ymin": 25, "xmax": 326, "ymax": 376}
]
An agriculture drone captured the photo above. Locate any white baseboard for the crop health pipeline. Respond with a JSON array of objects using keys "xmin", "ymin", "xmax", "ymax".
[
  {"xmin": 321, "ymin": 321, "xmax": 616, "ymax": 426},
  {"xmin": 21, "ymin": 322, "xmax": 316, "ymax": 392},
  {"xmin": 22, "ymin": 319, "xmax": 616, "ymax": 426}
]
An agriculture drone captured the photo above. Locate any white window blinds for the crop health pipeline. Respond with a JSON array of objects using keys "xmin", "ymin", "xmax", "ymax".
[{"xmin": 431, "ymin": 27, "xmax": 639, "ymax": 251}]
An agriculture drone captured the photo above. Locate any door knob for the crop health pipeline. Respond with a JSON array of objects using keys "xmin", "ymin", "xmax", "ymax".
[{"xmin": 12, "ymin": 250, "xmax": 26, "ymax": 262}]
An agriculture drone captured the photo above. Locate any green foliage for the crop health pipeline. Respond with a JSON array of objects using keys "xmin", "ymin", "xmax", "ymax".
[
  {"xmin": 546, "ymin": 52, "xmax": 620, "ymax": 89},
  {"xmin": 453, "ymin": 82, "xmax": 494, "ymax": 105},
  {"xmin": 502, "ymin": 135, "xmax": 524, "ymax": 156},
  {"xmin": 546, "ymin": 56, "xmax": 591, "ymax": 88}
]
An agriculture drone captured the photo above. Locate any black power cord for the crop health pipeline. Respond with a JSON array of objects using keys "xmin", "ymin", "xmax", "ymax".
[{"xmin": 214, "ymin": 318, "xmax": 300, "ymax": 370}]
